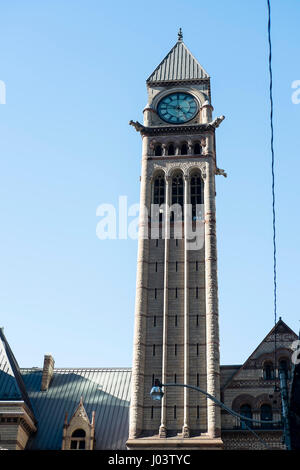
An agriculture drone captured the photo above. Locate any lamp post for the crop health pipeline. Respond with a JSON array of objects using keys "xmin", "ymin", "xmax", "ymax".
[{"xmin": 150, "ymin": 379, "xmax": 289, "ymax": 450}]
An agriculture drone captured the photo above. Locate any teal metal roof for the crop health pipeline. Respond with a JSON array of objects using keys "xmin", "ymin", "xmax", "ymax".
[
  {"xmin": 21, "ymin": 367, "xmax": 131, "ymax": 450},
  {"xmin": 147, "ymin": 39, "xmax": 209, "ymax": 83},
  {"xmin": 0, "ymin": 328, "xmax": 34, "ymax": 414}
]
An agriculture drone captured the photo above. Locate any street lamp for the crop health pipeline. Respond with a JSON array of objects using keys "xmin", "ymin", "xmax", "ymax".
[{"xmin": 150, "ymin": 379, "xmax": 289, "ymax": 450}]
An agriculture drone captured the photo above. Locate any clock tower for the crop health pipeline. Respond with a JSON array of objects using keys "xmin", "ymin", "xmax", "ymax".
[{"xmin": 127, "ymin": 30, "xmax": 225, "ymax": 450}]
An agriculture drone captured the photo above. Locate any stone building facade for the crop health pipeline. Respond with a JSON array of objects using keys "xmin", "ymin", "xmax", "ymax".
[{"xmin": 0, "ymin": 33, "xmax": 298, "ymax": 451}]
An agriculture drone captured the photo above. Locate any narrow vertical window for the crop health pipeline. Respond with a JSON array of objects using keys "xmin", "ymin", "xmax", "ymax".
[
  {"xmin": 176, "ymin": 239, "xmax": 178, "ymax": 247},
  {"xmin": 197, "ymin": 405, "xmax": 200, "ymax": 419},
  {"xmin": 175, "ymin": 344, "xmax": 177, "ymax": 356},
  {"xmin": 168, "ymin": 144, "xmax": 175, "ymax": 155},
  {"xmin": 196, "ymin": 261, "xmax": 198, "ymax": 271},
  {"xmin": 153, "ymin": 345, "xmax": 156, "ymax": 356},
  {"xmin": 194, "ymin": 143, "xmax": 201, "ymax": 155},
  {"xmin": 175, "ymin": 287, "xmax": 178, "ymax": 299},
  {"xmin": 153, "ymin": 315, "xmax": 156, "ymax": 327},
  {"xmin": 155, "ymin": 262, "xmax": 158, "ymax": 272},
  {"xmin": 196, "ymin": 314, "xmax": 199, "ymax": 326},
  {"xmin": 176, "ymin": 261, "xmax": 178, "ymax": 272},
  {"xmin": 197, "ymin": 373, "xmax": 199, "ymax": 387},
  {"xmin": 152, "ymin": 374, "xmax": 155, "ymax": 386},
  {"xmin": 155, "ymin": 288, "xmax": 157, "ymax": 299},
  {"xmin": 174, "ymin": 405, "xmax": 177, "ymax": 419},
  {"xmin": 156, "ymin": 239, "xmax": 159, "ymax": 247},
  {"xmin": 197, "ymin": 343, "xmax": 199, "ymax": 356},
  {"xmin": 155, "ymin": 144, "xmax": 162, "ymax": 156},
  {"xmin": 190, "ymin": 171, "xmax": 203, "ymax": 220},
  {"xmin": 151, "ymin": 406, "xmax": 154, "ymax": 419},
  {"xmin": 175, "ymin": 315, "xmax": 178, "ymax": 327},
  {"xmin": 174, "ymin": 373, "xmax": 177, "ymax": 383},
  {"xmin": 172, "ymin": 173, "xmax": 184, "ymax": 210},
  {"xmin": 196, "ymin": 287, "xmax": 198, "ymax": 299},
  {"xmin": 180, "ymin": 143, "xmax": 188, "ymax": 155}
]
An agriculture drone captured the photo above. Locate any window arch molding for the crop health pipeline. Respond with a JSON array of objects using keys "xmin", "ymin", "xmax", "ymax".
[{"xmin": 232, "ymin": 394, "xmax": 255, "ymax": 413}]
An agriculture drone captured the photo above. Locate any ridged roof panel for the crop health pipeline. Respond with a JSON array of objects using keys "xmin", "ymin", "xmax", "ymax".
[
  {"xmin": 21, "ymin": 368, "xmax": 131, "ymax": 450},
  {"xmin": 0, "ymin": 328, "xmax": 34, "ymax": 413},
  {"xmin": 147, "ymin": 40, "xmax": 209, "ymax": 83}
]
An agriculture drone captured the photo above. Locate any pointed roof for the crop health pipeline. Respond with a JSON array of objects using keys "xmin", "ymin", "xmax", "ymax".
[
  {"xmin": 70, "ymin": 397, "xmax": 91, "ymax": 424},
  {"xmin": 0, "ymin": 327, "xmax": 34, "ymax": 414},
  {"xmin": 147, "ymin": 32, "xmax": 209, "ymax": 83},
  {"xmin": 222, "ymin": 318, "xmax": 298, "ymax": 390}
]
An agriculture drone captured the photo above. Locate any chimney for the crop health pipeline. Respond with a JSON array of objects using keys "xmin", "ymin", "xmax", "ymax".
[{"xmin": 41, "ymin": 354, "xmax": 55, "ymax": 391}]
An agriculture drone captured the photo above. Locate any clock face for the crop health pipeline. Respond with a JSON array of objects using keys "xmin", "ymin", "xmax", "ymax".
[{"xmin": 157, "ymin": 92, "xmax": 198, "ymax": 124}]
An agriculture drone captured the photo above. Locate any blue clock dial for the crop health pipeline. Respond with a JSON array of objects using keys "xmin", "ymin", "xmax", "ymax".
[{"xmin": 157, "ymin": 92, "xmax": 198, "ymax": 124}]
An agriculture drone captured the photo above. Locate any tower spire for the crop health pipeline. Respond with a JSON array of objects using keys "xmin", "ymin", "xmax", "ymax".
[{"xmin": 178, "ymin": 27, "xmax": 183, "ymax": 42}]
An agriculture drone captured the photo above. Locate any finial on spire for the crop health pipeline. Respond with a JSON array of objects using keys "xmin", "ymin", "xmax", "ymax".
[{"xmin": 178, "ymin": 28, "xmax": 183, "ymax": 41}]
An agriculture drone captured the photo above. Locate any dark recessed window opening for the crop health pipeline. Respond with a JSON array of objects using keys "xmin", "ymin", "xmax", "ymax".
[
  {"xmin": 197, "ymin": 343, "xmax": 199, "ymax": 356},
  {"xmin": 174, "ymin": 373, "xmax": 177, "ymax": 383},
  {"xmin": 155, "ymin": 144, "xmax": 162, "ymax": 156},
  {"xmin": 181, "ymin": 143, "xmax": 188, "ymax": 155},
  {"xmin": 174, "ymin": 405, "xmax": 177, "ymax": 419},
  {"xmin": 155, "ymin": 262, "xmax": 158, "ymax": 272},
  {"xmin": 175, "ymin": 315, "xmax": 178, "ymax": 327},
  {"xmin": 175, "ymin": 287, "xmax": 178, "ymax": 299},
  {"xmin": 153, "ymin": 315, "xmax": 157, "ymax": 327},
  {"xmin": 197, "ymin": 405, "xmax": 200, "ymax": 419},
  {"xmin": 151, "ymin": 406, "xmax": 154, "ymax": 419},
  {"xmin": 196, "ymin": 261, "xmax": 198, "ymax": 271},
  {"xmin": 176, "ymin": 261, "xmax": 178, "ymax": 272},
  {"xmin": 175, "ymin": 344, "xmax": 177, "ymax": 356},
  {"xmin": 155, "ymin": 288, "xmax": 157, "ymax": 299},
  {"xmin": 194, "ymin": 143, "xmax": 201, "ymax": 155},
  {"xmin": 197, "ymin": 373, "xmax": 199, "ymax": 387},
  {"xmin": 153, "ymin": 345, "xmax": 156, "ymax": 356},
  {"xmin": 196, "ymin": 287, "xmax": 199, "ymax": 299},
  {"xmin": 168, "ymin": 144, "xmax": 175, "ymax": 155},
  {"xmin": 196, "ymin": 315, "xmax": 199, "ymax": 326}
]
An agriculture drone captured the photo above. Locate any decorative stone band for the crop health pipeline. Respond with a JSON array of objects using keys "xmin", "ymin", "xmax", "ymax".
[{"xmin": 129, "ymin": 116, "xmax": 225, "ymax": 136}]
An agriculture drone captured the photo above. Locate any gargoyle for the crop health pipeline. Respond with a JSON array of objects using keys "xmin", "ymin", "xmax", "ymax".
[
  {"xmin": 216, "ymin": 167, "xmax": 227, "ymax": 178},
  {"xmin": 129, "ymin": 120, "xmax": 145, "ymax": 133},
  {"xmin": 210, "ymin": 115, "xmax": 225, "ymax": 128}
]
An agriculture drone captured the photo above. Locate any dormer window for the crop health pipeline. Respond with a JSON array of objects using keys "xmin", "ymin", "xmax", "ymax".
[
  {"xmin": 70, "ymin": 429, "xmax": 86, "ymax": 449},
  {"xmin": 62, "ymin": 398, "xmax": 95, "ymax": 451}
]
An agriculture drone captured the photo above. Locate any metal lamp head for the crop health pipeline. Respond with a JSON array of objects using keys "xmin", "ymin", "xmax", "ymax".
[{"xmin": 150, "ymin": 386, "xmax": 164, "ymax": 401}]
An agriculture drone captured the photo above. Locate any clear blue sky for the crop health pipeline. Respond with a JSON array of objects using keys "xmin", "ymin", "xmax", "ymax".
[{"xmin": 0, "ymin": 0, "xmax": 299, "ymax": 368}]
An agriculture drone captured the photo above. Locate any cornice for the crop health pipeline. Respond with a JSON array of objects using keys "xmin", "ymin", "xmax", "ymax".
[{"xmin": 129, "ymin": 116, "xmax": 225, "ymax": 137}]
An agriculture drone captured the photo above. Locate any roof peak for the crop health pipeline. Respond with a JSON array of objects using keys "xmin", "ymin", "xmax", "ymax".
[{"xmin": 147, "ymin": 37, "xmax": 209, "ymax": 84}]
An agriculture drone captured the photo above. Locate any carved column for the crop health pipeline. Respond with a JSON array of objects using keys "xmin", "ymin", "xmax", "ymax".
[
  {"xmin": 182, "ymin": 174, "xmax": 190, "ymax": 438},
  {"xmin": 129, "ymin": 136, "xmax": 150, "ymax": 439},
  {"xmin": 204, "ymin": 160, "xmax": 221, "ymax": 438},
  {"xmin": 159, "ymin": 176, "xmax": 170, "ymax": 438}
]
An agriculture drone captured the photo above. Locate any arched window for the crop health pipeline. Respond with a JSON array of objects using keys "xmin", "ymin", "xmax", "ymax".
[
  {"xmin": 155, "ymin": 144, "xmax": 162, "ymax": 156},
  {"xmin": 70, "ymin": 429, "xmax": 86, "ymax": 449},
  {"xmin": 168, "ymin": 144, "xmax": 175, "ymax": 155},
  {"xmin": 180, "ymin": 143, "xmax": 188, "ymax": 155},
  {"xmin": 172, "ymin": 173, "xmax": 184, "ymax": 207},
  {"xmin": 190, "ymin": 172, "xmax": 203, "ymax": 220},
  {"xmin": 260, "ymin": 404, "xmax": 273, "ymax": 429},
  {"xmin": 279, "ymin": 359, "xmax": 289, "ymax": 379},
  {"xmin": 153, "ymin": 174, "xmax": 165, "ymax": 206},
  {"xmin": 193, "ymin": 143, "xmax": 201, "ymax": 155},
  {"xmin": 240, "ymin": 404, "xmax": 252, "ymax": 429},
  {"xmin": 263, "ymin": 362, "xmax": 274, "ymax": 380}
]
